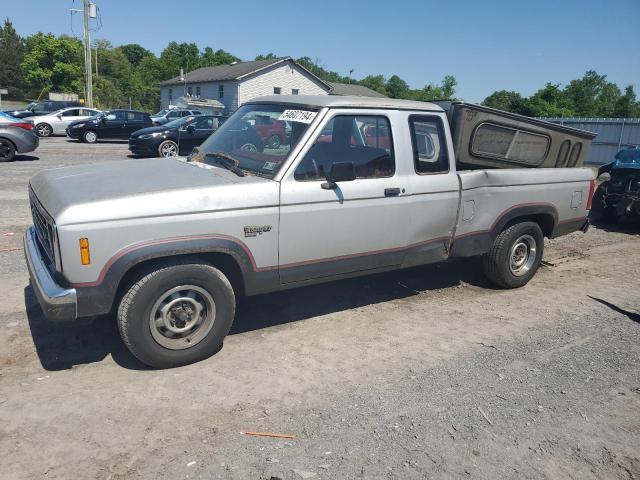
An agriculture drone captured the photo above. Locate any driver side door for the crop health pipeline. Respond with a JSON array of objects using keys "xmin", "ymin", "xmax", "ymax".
[{"xmin": 278, "ymin": 110, "xmax": 410, "ymax": 285}]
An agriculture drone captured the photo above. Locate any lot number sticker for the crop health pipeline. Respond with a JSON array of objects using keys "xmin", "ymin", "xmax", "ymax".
[{"xmin": 278, "ymin": 109, "xmax": 317, "ymax": 124}]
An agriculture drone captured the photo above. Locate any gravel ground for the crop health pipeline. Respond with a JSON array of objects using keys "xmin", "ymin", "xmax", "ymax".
[{"xmin": 0, "ymin": 137, "xmax": 639, "ymax": 480}]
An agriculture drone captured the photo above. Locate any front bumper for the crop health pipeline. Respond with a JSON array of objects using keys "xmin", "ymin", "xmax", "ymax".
[
  {"xmin": 65, "ymin": 128, "xmax": 82, "ymax": 139},
  {"xmin": 24, "ymin": 227, "xmax": 77, "ymax": 323},
  {"xmin": 128, "ymin": 138, "xmax": 159, "ymax": 155}
]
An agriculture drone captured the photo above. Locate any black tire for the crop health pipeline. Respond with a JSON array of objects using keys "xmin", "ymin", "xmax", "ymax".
[
  {"xmin": 158, "ymin": 140, "xmax": 179, "ymax": 157},
  {"xmin": 117, "ymin": 259, "xmax": 236, "ymax": 368},
  {"xmin": 482, "ymin": 221, "xmax": 544, "ymax": 289},
  {"xmin": 83, "ymin": 130, "xmax": 98, "ymax": 143},
  {"xmin": 590, "ymin": 182, "xmax": 618, "ymax": 223},
  {"xmin": 35, "ymin": 123, "xmax": 53, "ymax": 137},
  {"xmin": 0, "ymin": 138, "xmax": 16, "ymax": 162}
]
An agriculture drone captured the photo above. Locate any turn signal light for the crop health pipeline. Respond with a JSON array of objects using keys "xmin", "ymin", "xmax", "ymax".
[
  {"xmin": 586, "ymin": 179, "xmax": 596, "ymax": 210},
  {"xmin": 79, "ymin": 238, "xmax": 90, "ymax": 265}
]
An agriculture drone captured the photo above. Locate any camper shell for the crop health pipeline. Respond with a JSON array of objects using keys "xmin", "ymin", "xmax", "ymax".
[{"xmin": 436, "ymin": 101, "xmax": 596, "ymax": 169}]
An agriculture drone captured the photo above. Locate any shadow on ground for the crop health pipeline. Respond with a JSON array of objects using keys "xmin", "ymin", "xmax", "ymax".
[
  {"xmin": 14, "ymin": 154, "xmax": 39, "ymax": 162},
  {"xmin": 590, "ymin": 213, "xmax": 640, "ymax": 235},
  {"xmin": 25, "ymin": 256, "xmax": 491, "ymax": 371},
  {"xmin": 588, "ymin": 295, "xmax": 640, "ymax": 324}
]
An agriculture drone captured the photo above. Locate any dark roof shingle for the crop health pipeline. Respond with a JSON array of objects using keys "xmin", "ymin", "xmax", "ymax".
[
  {"xmin": 159, "ymin": 58, "xmax": 287, "ymax": 86},
  {"xmin": 328, "ymin": 82, "xmax": 387, "ymax": 98}
]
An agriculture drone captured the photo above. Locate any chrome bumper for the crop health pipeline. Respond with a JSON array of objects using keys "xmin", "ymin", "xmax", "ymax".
[{"xmin": 24, "ymin": 227, "xmax": 77, "ymax": 323}]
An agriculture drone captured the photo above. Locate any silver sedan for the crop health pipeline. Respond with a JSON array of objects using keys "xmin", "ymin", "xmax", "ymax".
[{"xmin": 31, "ymin": 107, "xmax": 102, "ymax": 137}]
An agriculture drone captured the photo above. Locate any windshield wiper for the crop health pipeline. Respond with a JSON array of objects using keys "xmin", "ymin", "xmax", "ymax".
[{"xmin": 204, "ymin": 152, "xmax": 246, "ymax": 177}]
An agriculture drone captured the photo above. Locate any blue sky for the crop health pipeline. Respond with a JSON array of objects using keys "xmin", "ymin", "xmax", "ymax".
[{"xmin": 3, "ymin": 0, "xmax": 639, "ymax": 102}]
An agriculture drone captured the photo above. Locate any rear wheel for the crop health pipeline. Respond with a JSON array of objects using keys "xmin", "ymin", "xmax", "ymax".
[
  {"xmin": 158, "ymin": 140, "xmax": 179, "ymax": 157},
  {"xmin": 117, "ymin": 260, "xmax": 236, "ymax": 368},
  {"xmin": 0, "ymin": 138, "xmax": 16, "ymax": 162},
  {"xmin": 83, "ymin": 130, "xmax": 98, "ymax": 143},
  {"xmin": 482, "ymin": 221, "xmax": 544, "ymax": 288},
  {"xmin": 35, "ymin": 123, "xmax": 53, "ymax": 137}
]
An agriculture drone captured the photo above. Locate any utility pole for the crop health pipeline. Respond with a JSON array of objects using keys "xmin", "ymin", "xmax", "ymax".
[
  {"xmin": 71, "ymin": 1, "xmax": 96, "ymax": 107},
  {"xmin": 83, "ymin": 0, "xmax": 93, "ymax": 107}
]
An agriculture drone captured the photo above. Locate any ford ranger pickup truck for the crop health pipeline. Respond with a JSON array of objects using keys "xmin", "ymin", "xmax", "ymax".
[{"xmin": 24, "ymin": 95, "xmax": 595, "ymax": 368}]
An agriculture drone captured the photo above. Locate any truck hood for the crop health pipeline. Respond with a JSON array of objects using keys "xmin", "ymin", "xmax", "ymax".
[{"xmin": 29, "ymin": 158, "xmax": 278, "ymax": 225}]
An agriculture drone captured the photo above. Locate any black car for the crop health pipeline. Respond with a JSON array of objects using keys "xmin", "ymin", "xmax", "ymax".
[
  {"xmin": 129, "ymin": 115, "xmax": 223, "ymax": 157},
  {"xmin": 4, "ymin": 100, "xmax": 80, "ymax": 119},
  {"xmin": 66, "ymin": 109, "xmax": 152, "ymax": 143}
]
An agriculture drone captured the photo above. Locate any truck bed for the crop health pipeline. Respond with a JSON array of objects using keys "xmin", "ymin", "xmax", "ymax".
[{"xmin": 451, "ymin": 167, "xmax": 593, "ymax": 257}]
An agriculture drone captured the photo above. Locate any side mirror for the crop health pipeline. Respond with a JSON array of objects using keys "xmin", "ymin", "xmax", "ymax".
[
  {"xmin": 321, "ymin": 161, "xmax": 356, "ymax": 190},
  {"xmin": 186, "ymin": 124, "xmax": 196, "ymax": 135}
]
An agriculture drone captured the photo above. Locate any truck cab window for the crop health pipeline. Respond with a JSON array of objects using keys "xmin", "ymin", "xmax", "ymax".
[
  {"xmin": 409, "ymin": 116, "xmax": 449, "ymax": 174},
  {"xmin": 294, "ymin": 115, "xmax": 395, "ymax": 181}
]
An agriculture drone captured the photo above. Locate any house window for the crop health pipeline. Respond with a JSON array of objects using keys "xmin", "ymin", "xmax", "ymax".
[
  {"xmin": 187, "ymin": 86, "xmax": 192, "ymax": 96},
  {"xmin": 292, "ymin": 89, "xmax": 299, "ymax": 95},
  {"xmin": 219, "ymin": 85, "xmax": 224, "ymax": 99},
  {"xmin": 168, "ymin": 88, "xmax": 172, "ymax": 100},
  {"xmin": 274, "ymin": 87, "xmax": 282, "ymax": 94},
  {"xmin": 196, "ymin": 86, "xmax": 201, "ymax": 97}
]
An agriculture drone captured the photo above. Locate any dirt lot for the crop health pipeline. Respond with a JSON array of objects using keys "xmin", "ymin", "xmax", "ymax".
[{"xmin": 0, "ymin": 137, "xmax": 639, "ymax": 480}]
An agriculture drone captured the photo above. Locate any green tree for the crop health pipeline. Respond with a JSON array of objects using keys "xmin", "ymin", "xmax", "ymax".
[
  {"xmin": 385, "ymin": 75, "xmax": 410, "ymax": 99},
  {"xmin": 200, "ymin": 47, "xmax": 239, "ymax": 68},
  {"xmin": 118, "ymin": 43, "xmax": 152, "ymax": 67},
  {"xmin": 254, "ymin": 53, "xmax": 278, "ymax": 61},
  {"xmin": 613, "ymin": 85, "xmax": 640, "ymax": 117},
  {"xmin": 564, "ymin": 70, "xmax": 621, "ymax": 117},
  {"xmin": 359, "ymin": 75, "xmax": 387, "ymax": 95},
  {"xmin": 21, "ymin": 33, "xmax": 84, "ymax": 96},
  {"xmin": 482, "ymin": 90, "xmax": 525, "ymax": 111},
  {"xmin": 159, "ymin": 42, "xmax": 200, "ymax": 80},
  {"xmin": 0, "ymin": 18, "xmax": 26, "ymax": 97}
]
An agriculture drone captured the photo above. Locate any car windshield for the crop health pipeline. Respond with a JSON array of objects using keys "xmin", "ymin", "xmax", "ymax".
[
  {"xmin": 154, "ymin": 109, "xmax": 170, "ymax": 117},
  {"xmin": 615, "ymin": 148, "xmax": 640, "ymax": 165},
  {"xmin": 195, "ymin": 104, "xmax": 317, "ymax": 179}
]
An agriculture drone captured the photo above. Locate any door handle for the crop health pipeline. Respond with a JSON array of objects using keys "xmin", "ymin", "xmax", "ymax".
[{"xmin": 384, "ymin": 188, "xmax": 401, "ymax": 197}]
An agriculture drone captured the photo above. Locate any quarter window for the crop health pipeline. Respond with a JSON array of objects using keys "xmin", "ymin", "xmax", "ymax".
[
  {"xmin": 294, "ymin": 115, "xmax": 395, "ymax": 181},
  {"xmin": 409, "ymin": 116, "xmax": 449, "ymax": 174}
]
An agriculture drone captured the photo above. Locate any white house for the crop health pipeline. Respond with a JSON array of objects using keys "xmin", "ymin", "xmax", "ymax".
[{"xmin": 158, "ymin": 57, "xmax": 332, "ymax": 115}]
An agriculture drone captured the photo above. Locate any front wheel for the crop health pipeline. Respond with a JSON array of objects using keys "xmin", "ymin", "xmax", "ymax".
[
  {"xmin": 83, "ymin": 130, "xmax": 98, "ymax": 143},
  {"xmin": 35, "ymin": 123, "xmax": 53, "ymax": 137},
  {"xmin": 117, "ymin": 260, "xmax": 236, "ymax": 368},
  {"xmin": 482, "ymin": 221, "xmax": 544, "ymax": 288},
  {"xmin": 158, "ymin": 140, "xmax": 179, "ymax": 157}
]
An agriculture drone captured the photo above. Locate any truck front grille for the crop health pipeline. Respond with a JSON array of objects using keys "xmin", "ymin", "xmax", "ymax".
[{"xmin": 29, "ymin": 190, "xmax": 56, "ymax": 265}]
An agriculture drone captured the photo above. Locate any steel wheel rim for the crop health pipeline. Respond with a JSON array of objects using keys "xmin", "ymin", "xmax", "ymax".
[
  {"xmin": 160, "ymin": 142, "xmax": 178, "ymax": 157},
  {"xmin": 240, "ymin": 143, "xmax": 257, "ymax": 152},
  {"xmin": 85, "ymin": 132, "xmax": 97, "ymax": 142},
  {"xmin": 37, "ymin": 124, "xmax": 51, "ymax": 136},
  {"xmin": 149, "ymin": 285, "xmax": 216, "ymax": 350},
  {"xmin": 509, "ymin": 234, "xmax": 537, "ymax": 277}
]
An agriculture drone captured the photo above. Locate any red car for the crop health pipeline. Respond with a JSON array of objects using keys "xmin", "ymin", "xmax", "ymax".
[{"xmin": 251, "ymin": 115, "xmax": 287, "ymax": 148}]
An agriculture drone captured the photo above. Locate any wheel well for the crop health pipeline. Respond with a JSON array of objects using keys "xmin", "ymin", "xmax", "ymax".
[
  {"xmin": 504, "ymin": 213, "xmax": 555, "ymax": 238},
  {"xmin": 116, "ymin": 252, "xmax": 246, "ymax": 303}
]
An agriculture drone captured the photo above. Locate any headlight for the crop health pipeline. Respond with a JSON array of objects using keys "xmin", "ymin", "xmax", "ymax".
[{"xmin": 140, "ymin": 132, "xmax": 166, "ymax": 140}]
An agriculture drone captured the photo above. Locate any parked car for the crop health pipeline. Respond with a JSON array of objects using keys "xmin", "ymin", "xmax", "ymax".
[
  {"xmin": 31, "ymin": 107, "xmax": 102, "ymax": 137},
  {"xmin": 66, "ymin": 109, "xmax": 153, "ymax": 143},
  {"xmin": 151, "ymin": 109, "xmax": 202, "ymax": 126},
  {"xmin": 24, "ymin": 95, "xmax": 595, "ymax": 368},
  {"xmin": 0, "ymin": 112, "xmax": 39, "ymax": 162},
  {"xmin": 4, "ymin": 100, "xmax": 81, "ymax": 119},
  {"xmin": 248, "ymin": 114, "xmax": 287, "ymax": 148},
  {"xmin": 591, "ymin": 147, "xmax": 640, "ymax": 223},
  {"xmin": 129, "ymin": 115, "xmax": 221, "ymax": 157}
]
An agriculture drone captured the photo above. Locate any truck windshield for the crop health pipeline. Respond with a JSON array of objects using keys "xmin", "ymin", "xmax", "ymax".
[{"xmin": 195, "ymin": 104, "xmax": 318, "ymax": 179}]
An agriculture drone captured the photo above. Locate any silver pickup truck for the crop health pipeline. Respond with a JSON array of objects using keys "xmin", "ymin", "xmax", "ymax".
[{"xmin": 24, "ymin": 95, "xmax": 595, "ymax": 367}]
